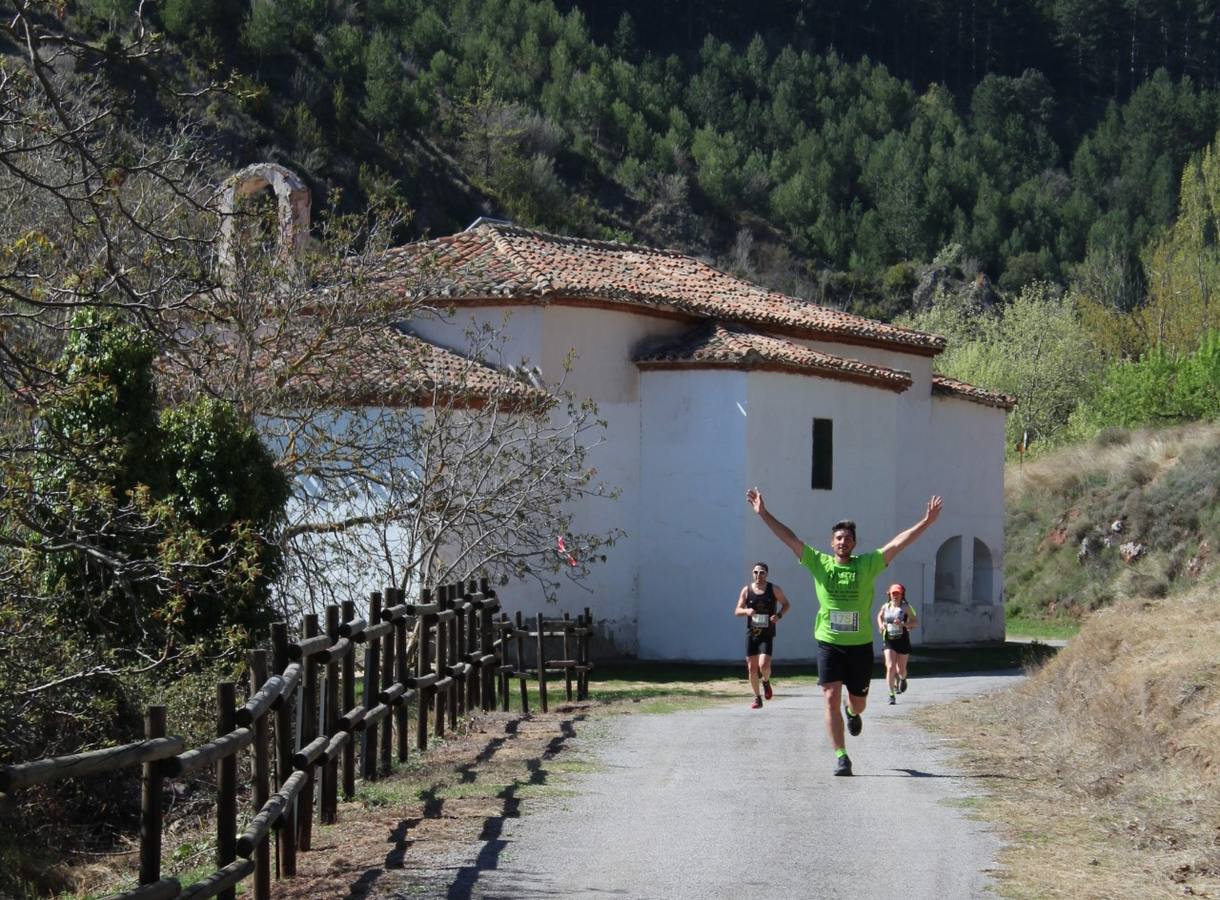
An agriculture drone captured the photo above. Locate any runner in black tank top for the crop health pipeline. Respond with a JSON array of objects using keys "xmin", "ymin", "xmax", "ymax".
[{"xmin": 734, "ymin": 562, "xmax": 791, "ymax": 708}]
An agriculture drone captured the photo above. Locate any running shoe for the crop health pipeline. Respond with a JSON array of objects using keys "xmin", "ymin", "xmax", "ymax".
[
  {"xmin": 834, "ymin": 754, "xmax": 853, "ymax": 776},
  {"xmin": 762, "ymin": 679, "xmax": 773, "ymax": 700},
  {"xmin": 751, "ymin": 696, "xmax": 763, "ymax": 709},
  {"xmin": 887, "ymin": 693, "xmax": 896, "ymax": 705},
  {"xmin": 899, "ymin": 676, "xmax": 908, "ymax": 694},
  {"xmin": 844, "ymin": 703, "xmax": 863, "ymax": 736}
]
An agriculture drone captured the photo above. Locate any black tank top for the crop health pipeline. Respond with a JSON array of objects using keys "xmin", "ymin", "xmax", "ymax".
[{"xmin": 744, "ymin": 583, "xmax": 777, "ymax": 633}]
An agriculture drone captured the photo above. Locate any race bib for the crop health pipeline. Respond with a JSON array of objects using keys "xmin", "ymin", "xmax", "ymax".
[
  {"xmin": 751, "ymin": 613, "xmax": 771, "ymax": 629},
  {"xmin": 886, "ymin": 622, "xmax": 904, "ymax": 637},
  {"xmin": 829, "ymin": 610, "xmax": 859, "ymax": 633}
]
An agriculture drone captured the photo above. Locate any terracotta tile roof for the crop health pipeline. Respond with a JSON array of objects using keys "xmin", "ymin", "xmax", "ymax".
[
  {"xmin": 378, "ymin": 223, "xmax": 947, "ymax": 355},
  {"xmin": 633, "ymin": 323, "xmax": 913, "ymax": 392},
  {"xmin": 161, "ymin": 323, "xmax": 552, "ymax": 412},
  {"xmin": 931, "ymin": 375, "xmax": 1017, "ymax": 410}
]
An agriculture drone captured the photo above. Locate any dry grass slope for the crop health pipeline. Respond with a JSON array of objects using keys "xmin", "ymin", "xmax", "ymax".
[
  {"xmin": 923, "ymin": 422, "xmax": 1220, "ymax": 899},
  {"xmin": 925, "ymin": 589, "xmax": 1220, "ymax": 897},
  {"xmin": 1005, "ymin": 423, "xmax": 1220, "ymax": 623}
]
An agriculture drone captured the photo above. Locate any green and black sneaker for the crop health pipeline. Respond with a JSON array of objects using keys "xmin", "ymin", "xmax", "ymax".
[{"xmin": 844, "ymin": 703, "xmax": 863, "ymax": 736}]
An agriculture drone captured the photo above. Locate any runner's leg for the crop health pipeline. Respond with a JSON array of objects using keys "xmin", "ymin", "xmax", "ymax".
[
  {"xmin": 747, "ymin": 654, "xmax": 761, "ymax": 698},
  {"xmin": 846, "ymin": 690, "xmax": 868, "ymax": 716},
  {"xmin": 822, "ymin": 681, "xmax": 846, "ymax": 750}
]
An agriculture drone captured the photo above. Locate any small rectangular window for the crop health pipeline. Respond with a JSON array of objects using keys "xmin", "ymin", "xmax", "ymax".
[{"xmin": 811, "ymin": 418, "xmax": 833, "ymax": 490}]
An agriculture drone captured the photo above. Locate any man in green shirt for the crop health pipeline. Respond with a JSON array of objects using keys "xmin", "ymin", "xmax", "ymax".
[{"xmin": 746, "ymin": 487, "xmax": 943, "ymax": 776}]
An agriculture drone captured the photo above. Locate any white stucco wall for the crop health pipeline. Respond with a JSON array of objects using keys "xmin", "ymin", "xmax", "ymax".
[
  {"xmin": 529, "ymin": 307, "xmax": 689, "ymax": 654},
  {"xmin": 915, "ymin": 397, "xmax": 1008, "ymax": 642},
  {"xmin": 741, "ymin": 371, "xmax": 903, "ymax": 662},
  {"xmin": 408, "ymin": 303, "xmax": 688, "ymax": 655},
  {"xmin": 407, "ymin": 304, "xmax": 1007, "ymax": 657},
  {"xmin": 637, "ymin": 369, "xmax": 748, "ymax": 660},
  {"xmin": 792, "ymin": 339, "xmax": 1007, "ymax": 645}
]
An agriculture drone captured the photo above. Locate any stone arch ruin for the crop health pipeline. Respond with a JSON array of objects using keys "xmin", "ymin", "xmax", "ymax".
[{"xmin": 217, "ymin": 163, "xmax": 310, "ymax": 274}]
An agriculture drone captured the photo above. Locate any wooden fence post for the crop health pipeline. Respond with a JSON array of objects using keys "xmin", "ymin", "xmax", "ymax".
[
  {"xmin": 480, "ymin": 586, "xmax": 494, "ymax": 712},
  {"xmin": 217, "ymin": 681, "xmax": 237, "ymax": 900},
  {"xmin": 435, "ymin": 589, "xmax": 448, "ymax": 738},
  {"xmin": 416, "ymin": 588, "xmax": 431, "ymax": 752},
  {"xmin": 139, "ymin": 705, "xmax": 166, "ymax": 885},
  {"xmin": 515, "ymin": 611, "xmax": 529, "ymax": 714},
  {"xmin": 448, "ymin": 584, "xmax": 460, "ymax": 732},
  {"xmin": 362, "ymin": 592, "xmax": 382, "ymax": 781},
  {"xmin": 536, "ymin": 612, "xmax": 549, "ymax": 714},
  {"xmin": 563, "ymin": 612, "xmax": 574, "ymax": 701},
  {"xmin": 321, "ymin": 605, "xmax": 340, "ymax": 822},
  {"xmin": 380, "ymin": 585, "xmax": 395, "ymax": 777},
  {"xmin": 452, "ymin": 584, "xmax": 464, "ymax": 719},
  {"xmin": 249, "ymin": 650, "xmax": 272, "ymax": 900},
  {"xmin": 465, "ymin": 581, "xmax": 478, "ymax": 712},
  {"xmin": 583, "ymin": 606, "xmax": 593, "ymax": 700},
  {"xmin": 393, "ymin": 588, "xmax": 409, "ymax": 764},
  {"xmin": 271, "ymin": 622, "xmax": 296, "ymax": 876},
  {"xmin": 498, "ymin": 612, "xmax": 510, "ymax": 712},
  {"xmin": 297, "ymin": 614, "xmax": 318, "ymax": 851},
  {"xmin": 341, "ymin": 601, "xmax": 356, "ymax": 800}
]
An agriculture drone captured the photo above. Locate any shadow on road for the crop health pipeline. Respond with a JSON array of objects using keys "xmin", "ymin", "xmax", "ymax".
[
  {"xmin": 319, "ymin": 712, "xmax": 586, "ymax": 900},
  {"xmin": 861, "ymin": 768, "xmax": 1021, "ymax": 780},
  {"xmin": 444, "ymin": 717, "xmax": 582, "ymax": 899}
]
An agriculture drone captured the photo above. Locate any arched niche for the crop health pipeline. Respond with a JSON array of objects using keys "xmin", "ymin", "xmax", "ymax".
[
  {"xmin": 972, "ymin": 538, "xmax": 994, "ymax": 606},
  {"xmin": 934, "ymin": 535, "xmax": 962, "ymax": 604}
]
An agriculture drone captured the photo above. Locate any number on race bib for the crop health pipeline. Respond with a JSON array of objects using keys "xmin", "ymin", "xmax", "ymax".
[{"xmin": 829, "ymin": 610, "xmax": 859, "ymax": 633}]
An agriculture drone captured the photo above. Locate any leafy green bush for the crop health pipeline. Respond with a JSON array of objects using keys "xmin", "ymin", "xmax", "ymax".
[
  {"xmin": 901, "ymin": 282, "xmax": 1105, "ymax": 452},
  {"xmin": 1071, "ymin": 330, "xmax": 1220, "ymax": 434},
  {"xmin": 18, "ymin": 311, "xmax": 288, "ymax": 651},
  {"xmin": 161, "ymin": 0, "xmax": 237, "ymax": 38},
  {"xmin": 0, "ymin": 311, "xmax": 288, "ymax": 893}
]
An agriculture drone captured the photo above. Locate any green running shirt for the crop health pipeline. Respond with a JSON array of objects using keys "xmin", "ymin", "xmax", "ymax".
[{"xmin": 799, "ymin": 545, "xmax": 887, "ymax": 646}]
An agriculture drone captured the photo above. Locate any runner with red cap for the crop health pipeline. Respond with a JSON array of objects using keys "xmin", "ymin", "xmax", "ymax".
[{"xmin": 877, "ymin": 583, "xmax": 918, "ymax": 704}]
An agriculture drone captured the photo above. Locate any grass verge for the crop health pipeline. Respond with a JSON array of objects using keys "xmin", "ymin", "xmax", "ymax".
[
  {"xmin": 1004, "ymin": 615, "xmax": 1080, "ymax": 641},
  {"xmin": 919, "ymin": 584, "xmax": 1220, "ymax": 899}
]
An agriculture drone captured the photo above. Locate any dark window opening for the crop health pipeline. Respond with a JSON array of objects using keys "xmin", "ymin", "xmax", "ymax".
[{"xmin": 811, "ymin": 418, "xmax": 833, "ymax": 490}]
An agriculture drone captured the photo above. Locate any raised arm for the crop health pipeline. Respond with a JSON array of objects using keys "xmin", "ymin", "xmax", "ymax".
[
  {"xmin": 881, "ymin": 495, "xmax": 944, "ymax": 565},
  {"xmin": 746, "ymin": 487, "xmax": 804, "ymax": 560}
]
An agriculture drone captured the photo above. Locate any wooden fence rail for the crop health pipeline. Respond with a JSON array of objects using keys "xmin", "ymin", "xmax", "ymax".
[{"xmin": 2, "ymin": 580, "xmax": 596, "ymax": 900}]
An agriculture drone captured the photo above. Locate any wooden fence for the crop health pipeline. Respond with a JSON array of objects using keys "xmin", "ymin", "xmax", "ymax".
[{"xmin": 0, "ymin": 581, "xmax": 595, "ymax": 900}]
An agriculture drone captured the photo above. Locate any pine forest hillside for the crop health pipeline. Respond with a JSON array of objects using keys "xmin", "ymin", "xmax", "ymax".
[{"xmin": 36, "ymin": 0, "xmax": 1220, "ymax": 321}]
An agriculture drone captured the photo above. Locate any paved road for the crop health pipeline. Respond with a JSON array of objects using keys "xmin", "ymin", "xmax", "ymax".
[{"xmin": 433, "ymin": 672, "xmax": 1021, "ymax": 900}]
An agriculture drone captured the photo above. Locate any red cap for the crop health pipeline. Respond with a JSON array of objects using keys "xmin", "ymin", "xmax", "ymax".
[{"xmin": 887, "ymin": 583, "xmax": 905, "ymax": 596}]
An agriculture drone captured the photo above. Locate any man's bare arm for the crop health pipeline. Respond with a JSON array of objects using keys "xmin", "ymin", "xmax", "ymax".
[
  {"xmin": 773, "ymin": 585, "xmax": 792, "ymax": 619},
  {"xmin": 734, "ymin": 587, "xmax": 751, "ymax": 617},
  {"xmin": 881, "ymin": 495, "xmax": 944, "ymax": 565},
  {"xmin": 746, "ymin": 487, "xmax": 804, "ymax": 559}
]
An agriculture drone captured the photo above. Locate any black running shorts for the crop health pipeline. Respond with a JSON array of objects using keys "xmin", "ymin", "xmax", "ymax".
[
  {"xmin": 746, "ymin": 630, "xmax": 774, "ymax": 657},
  {"xmin": 883, "ymin": 632, "xmax": 912, "ymax": 655},
  {"xmin": 816, "ymin": 640, "xmax": 873, "ymax": 697}
]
